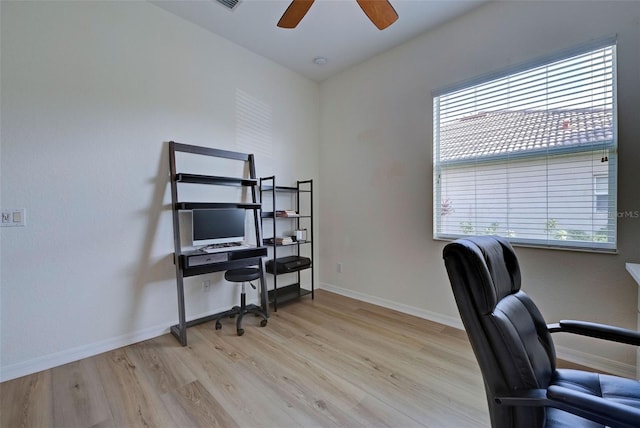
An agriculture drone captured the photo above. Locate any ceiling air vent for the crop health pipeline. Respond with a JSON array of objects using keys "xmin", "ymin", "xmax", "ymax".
[{"xmin": 216, "ymin": 0, "xmax": 239, "ymax": 10}]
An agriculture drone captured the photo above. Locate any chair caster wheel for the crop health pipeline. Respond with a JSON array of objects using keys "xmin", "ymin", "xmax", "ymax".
[
  {"xmin": 236, "ymin": 328, "xmax": 245, "ymax": 336},
  {"xmin": 215, "ymin": 321, "xmax": 222, "ymax": 330},
  {"xmin": 260, "ymin": 319, "xmax": 268, "ymax": 327}
]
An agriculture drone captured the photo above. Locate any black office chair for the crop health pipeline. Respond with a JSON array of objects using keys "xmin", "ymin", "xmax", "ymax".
[
  {"xmin": 442, "ymin": 236, "xmax": 640, "ymax": 428},
  {"xmin": 214, "ymin": 267, "xmax": 268, "ymax": 336}
]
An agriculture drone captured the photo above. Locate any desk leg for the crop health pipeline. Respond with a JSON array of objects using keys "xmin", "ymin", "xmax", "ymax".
[{"xmin": 172, "ymin": 274, "xmax": 188, "ymax": 346}]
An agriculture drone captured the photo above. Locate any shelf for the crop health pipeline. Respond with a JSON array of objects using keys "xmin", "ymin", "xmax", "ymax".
[
  {"xmin": 263, "ymin": 239, "xmax": 312, "ymax": 246},
  {"xmin": 261, "ymin": 212, "xmax": 310, "ymax": 219},
  {"xmin": 259, "ymin": 176, "xmax": 314, "ymax": 311},
  {"xmin": 265, "ymin": 259, "xmax": 312, "ymax": 275},
  {"xmin": 268, "ymin": 283, "xmax": 312, "ymax": 306},
  {"xmin": 176, "ymin": 173, "xmax": 257, "ymax": 187},
  {"xmin": 177, "ymin": 202, "xmax": 261, "ymax": 210},
  {"xmin": 261, "ymin": 185, "xmax": 311, "ymax": 193}
]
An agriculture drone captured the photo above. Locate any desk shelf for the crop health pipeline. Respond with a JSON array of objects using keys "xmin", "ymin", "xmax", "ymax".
[
  {"xmin": 179, "ymin": 247, "xmax": 268, "ymax": 277},
  {"xmin": 177, "ymin": 202, "xmax": 261, "ymax": 210},
  {"xmin": 169, "ymin": 141, "xmax": 267, "ymax": 346},
  {"xmin": 175, "ymin": 173, "xmax": 257, "ymax": 187}
]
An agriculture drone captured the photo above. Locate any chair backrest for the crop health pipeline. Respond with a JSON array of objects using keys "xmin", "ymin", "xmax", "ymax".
[{"xmin": 443, "ymin": 236, "xmax": 556, "ymax": 428}]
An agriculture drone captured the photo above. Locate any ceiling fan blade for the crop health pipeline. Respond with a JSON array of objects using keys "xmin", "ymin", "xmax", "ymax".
[
  {"xmin": 277, "ymin": 0, "xmax": 315, "ymax": 29},
  {"xmin": 356, "ymin": 0, "xmax": 398, "ymax": 30}
]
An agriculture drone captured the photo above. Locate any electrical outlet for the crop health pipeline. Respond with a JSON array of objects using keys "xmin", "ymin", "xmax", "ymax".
[{"xmin": 202, "ymin": 280, "xmax": 211, "ymax": 292}]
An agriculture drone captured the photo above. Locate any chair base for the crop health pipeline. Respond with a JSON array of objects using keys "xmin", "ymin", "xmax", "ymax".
[{"xmin": 214, "ymin": 297, "xmax": 268, "ymax": 336}]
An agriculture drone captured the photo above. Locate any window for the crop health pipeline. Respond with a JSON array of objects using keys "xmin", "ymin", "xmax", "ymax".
[
  {"xmin": 594, "ymin": 175, "xmax": 609, "ymax": 213},
  {"xmin": 433, "ymin": 38, "xmax": 617, "ymax": 251}
]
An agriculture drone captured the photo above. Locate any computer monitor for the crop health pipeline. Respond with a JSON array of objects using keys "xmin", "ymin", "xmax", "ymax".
[{"xmin": 192, "ymin": 208, "xmax": 245, "ymax": 247}]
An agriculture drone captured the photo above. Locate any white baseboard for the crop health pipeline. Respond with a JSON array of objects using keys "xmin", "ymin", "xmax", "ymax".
[
  {"xmin": 0, "ymin": 323, "xmax": 170, "ymax": 382},
  {"xmin": 318, "ymin": 282, "xmax": 637, "ymax": 379},
  {"xmin": 318, "ymin": 282, "xmax": 463, "ymax": 330}
]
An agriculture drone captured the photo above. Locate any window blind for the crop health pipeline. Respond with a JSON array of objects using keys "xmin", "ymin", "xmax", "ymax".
[{"xmin": 433, "ymin": 40, "xmax": 617, "ymax": 251}]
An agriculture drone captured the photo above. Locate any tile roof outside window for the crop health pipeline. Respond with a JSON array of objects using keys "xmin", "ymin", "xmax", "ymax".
[{"xmin": 439, "ymin": 108, "xmax": 613, "ymax": 163}]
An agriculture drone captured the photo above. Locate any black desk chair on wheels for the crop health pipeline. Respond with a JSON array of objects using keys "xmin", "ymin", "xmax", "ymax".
[
  {"xmin": 443, "ymin": 236, "xmax": 640, "ymax": 428},
  {"xmin": 214, "ymin": 267, "xmax": 268, "ymax": 336}
]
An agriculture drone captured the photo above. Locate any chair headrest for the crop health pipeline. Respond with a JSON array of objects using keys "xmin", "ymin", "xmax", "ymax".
[{"xmin": 444, "ymin": 236, "xmax": 521, "ymax": 315}]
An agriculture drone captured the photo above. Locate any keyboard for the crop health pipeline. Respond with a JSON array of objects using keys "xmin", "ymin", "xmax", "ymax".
[{"xmin": 201, "ymin": 242, "xmax": 250, "ymax": 253}]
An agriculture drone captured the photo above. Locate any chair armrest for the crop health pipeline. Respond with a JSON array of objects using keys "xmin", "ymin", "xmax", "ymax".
[
  {"xmin": 547, "ymin": 320, "xmax": 640, "ymax": 346},
  {"xmin": 494, "ymin": 389, "xmax": 549, "ymax": 406},
  {"xmin": 547, "ymin": 385, "xmax": 640, "ymax": 428}
]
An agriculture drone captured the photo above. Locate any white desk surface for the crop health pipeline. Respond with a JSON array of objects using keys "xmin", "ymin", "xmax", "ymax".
[{"xmin": 626, "ymin": 263, "xmax": 640, "ymax": 286}]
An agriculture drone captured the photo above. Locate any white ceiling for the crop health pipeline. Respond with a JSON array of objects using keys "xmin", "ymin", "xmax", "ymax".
[{"xmin": 150, "ymin": 0, "xmax": 488, "ymax": 82}]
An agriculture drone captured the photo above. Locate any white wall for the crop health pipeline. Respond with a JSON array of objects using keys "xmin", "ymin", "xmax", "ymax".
[
  {"xmin": 319, "ymin": 0, "xmax": 640, "ymax": 376},
  {"xmin": 0, "ymin": 1, "xmax": 320, "ymax": 380}
]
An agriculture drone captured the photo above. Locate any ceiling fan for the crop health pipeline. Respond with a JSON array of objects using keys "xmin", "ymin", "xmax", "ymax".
[{"xmin": 277, "ymin": 0, "xmax": 398, "ymax": 30}]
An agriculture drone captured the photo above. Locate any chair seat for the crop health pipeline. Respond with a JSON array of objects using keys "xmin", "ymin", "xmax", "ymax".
[
  {"xmin": 225, "ymin": 267, "xmax": 261, "ymax": 282},
  {"xmin": 553, "ymin": 369, "xmax": 640, "ymax": 408},
  {"xmin": 545, "ymin": 369, "xmax": 640, "ymax": 427}
]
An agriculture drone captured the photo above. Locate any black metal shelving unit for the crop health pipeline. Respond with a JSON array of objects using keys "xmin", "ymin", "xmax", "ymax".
[
  {"xmin": 259, "ymin": 177, "xmax": 314, "ymax": 311},
  {"xmin": 168, "ymin": 141, "xmax": 267, "ymax": 345}
]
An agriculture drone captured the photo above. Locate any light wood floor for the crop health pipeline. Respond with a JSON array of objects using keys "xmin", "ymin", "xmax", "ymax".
[{"xmin": 2, "ymin": 290, "xmax": 494, "ymax": 427}]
